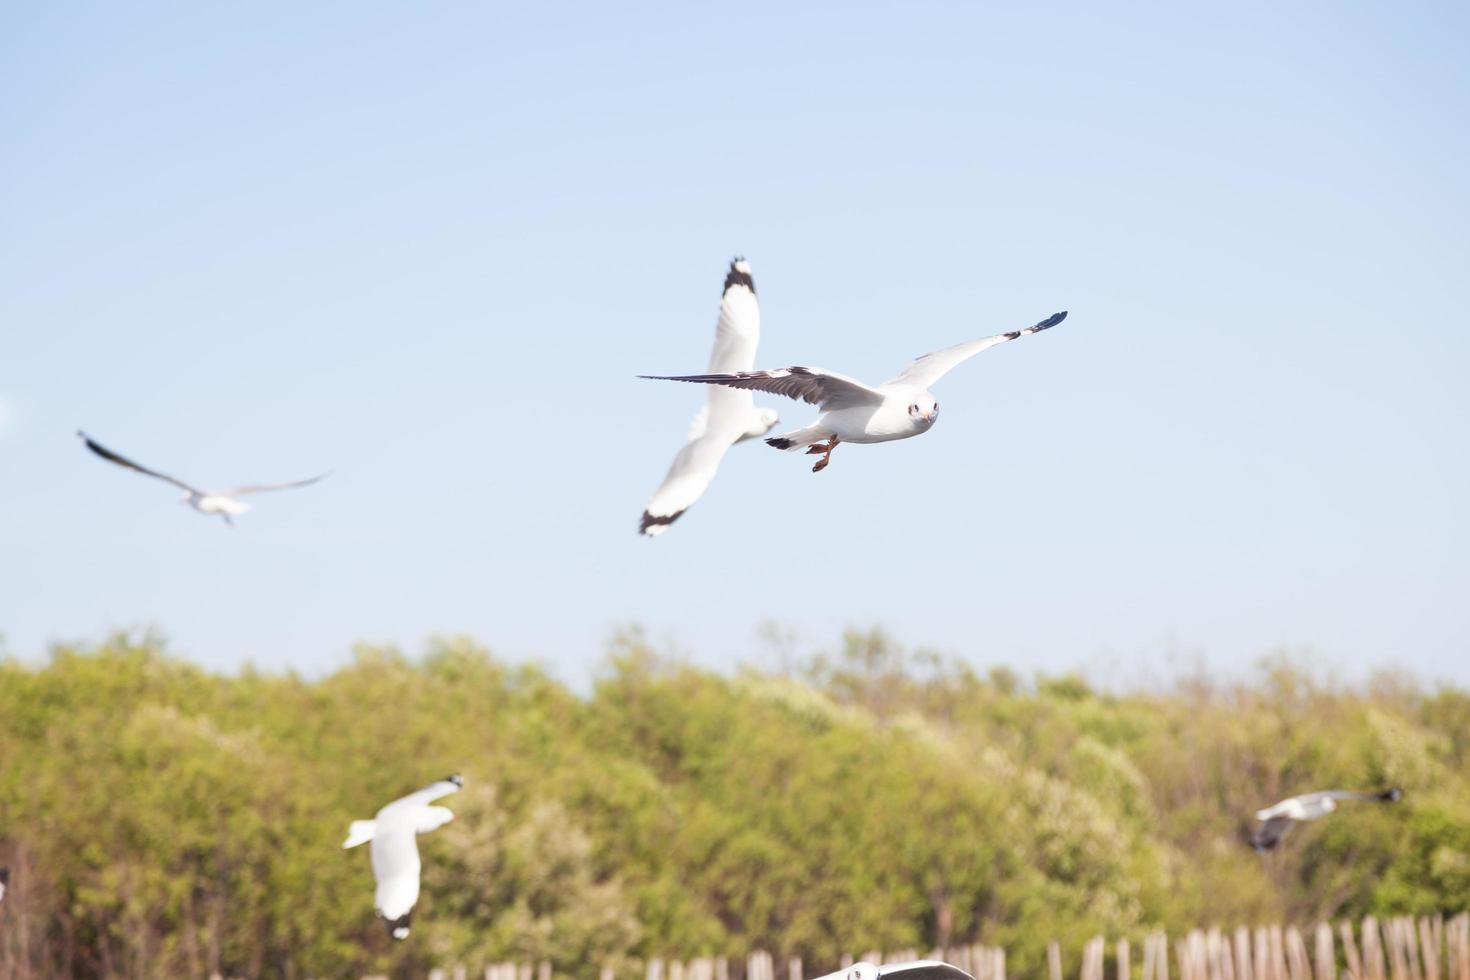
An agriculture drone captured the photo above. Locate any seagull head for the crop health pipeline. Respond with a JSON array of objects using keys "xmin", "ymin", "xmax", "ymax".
[{"xmin": 908, "ymin": 394, "xmax": 939, "ymax": 427}]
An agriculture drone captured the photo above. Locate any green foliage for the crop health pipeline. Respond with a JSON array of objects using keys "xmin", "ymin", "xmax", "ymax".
[{"xmin": 0, "ymin": 631, "xmax": 1467, "ymax": 978}]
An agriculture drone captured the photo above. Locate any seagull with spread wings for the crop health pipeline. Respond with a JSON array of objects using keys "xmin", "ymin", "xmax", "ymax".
[
  {"xmin": 639, "ymin": 258, "xmax": 779, "ymax": 534},
  {"xmin": 77, "ymin": 431, "xmax": 328, "ymax": 526},
  {"xmin": 1250, "ymin": 786, "xmax": 1402, "ymax": 851},
  {"xmin": 642, "ymin": 310, "xmax": 1066, "ymax": 471},
  {"xmin": 343, "ymin": 774, "xmax": 463, "ymax": 940}
]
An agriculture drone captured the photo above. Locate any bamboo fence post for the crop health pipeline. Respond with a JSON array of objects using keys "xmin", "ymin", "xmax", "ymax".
[
  {"xmin": 1255, "ymin": 929, "xmax": 1272, "ymax": 980},
  {"xmin": 1406, "ymin": 919, "xmax": 1426, "ymax": 980},
  {"xmin": 1422, "ymin": 918, "xmax": 1442, "ymax": 980},
  {"xmin": 1120, "ymin": 939, "xmax": 1132, "ymax": 980},
  {"xmin": 1458, "ymin": 914, "xmax": 1470, "ymax": 980},
  {"xmin": 716, "ymin": 958, "xmax": 729, "ymax": 980},
  {"xmin": 1179, "ymin": 933, "xmax": 1193, "ymax": 980},
  {"xmin": 1272, "ymin": 927, "xmax": 1290, "ymax": 980},
  {"xmin": 1234, "ymin": 929, "xmax": 1254, "ymax": 980},
  {"xmin": 970, "ymin": 947, "xmax": 985, "ymax": 980},
  {"xmin": 1342, "ymin": 922, "xmax": 1364, "ymax": 980},
  {"xmin": 1365, "ymin": 918, "xmax": 1387, "ymax": 980},
  {"xmin": 1143, "ymin": 935, "xmax": 1158, "ymax": 980},
  {"xmin": 1316, "ymin": 924, "xmax": 1336, "ymax": 980},
  {"xmin": 1221, "ymin": 930, "xmax": 1237, "ymax": 980},
  {"xmin": 995, "ymin": 945, "xmax": 1006, "ymax": 980},
  {"xmin": 1049, "ymin": 940, "xmax": 1063, "ymax": 980}
]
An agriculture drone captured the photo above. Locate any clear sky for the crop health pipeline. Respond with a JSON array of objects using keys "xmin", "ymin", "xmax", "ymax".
[{"xmin": 2, "ymin": 2, "xmax": 1467, "ymax": 686}]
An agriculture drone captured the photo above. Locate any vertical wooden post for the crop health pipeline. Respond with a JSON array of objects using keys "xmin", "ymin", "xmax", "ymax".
[
  {"xmin": 1120, "ymin": 938, "xmax": 1132, "ymax": 980},
  {"xmin": 1316, "ymin": 924, "xmax": 1336, "ymax": 980},
  {"xmin": 1342, "ymin": 921, "xmax": 1364, "ymax": 980},
  {"xmin": 789, "ymin": 958, "xmax": 802, "ymax": 980},
  {"xmin": 1421, "ymin": 918, "xmax": 1442, "ymax": 980},
  {"xmin": 1234, "ymin": 929, "xmax": 1254, "ymax": 980},
  {"xmin": 1048, "ymin": 941, "xmax": 1063, "ymax": 980}
]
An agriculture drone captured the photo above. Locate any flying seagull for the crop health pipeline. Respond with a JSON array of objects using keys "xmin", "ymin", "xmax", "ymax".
[
  {"xmin": 1250, "ymin": 787, "xmax": 1402, "ymax": 851},
  {"xmin": 77, "ymin": 431, "xmax": 328, "ymax": 526},
  {"xmin": 642, "ymin": 310, "xmax": 1067, "ymax": 471},
  {"xmin": 0, "ymin": 867, "xmax": 8, "ymax": 905},
  {"xmin": 639, "ymin": 258, "xmax": 779, "ymax": 535},
  {"xmin": 343, "ymin": 774, "xmax": 463, "ymax": 940},
  {"xmin": 810, "ymin": 961, "xmax": 977, "ymax": 980}
]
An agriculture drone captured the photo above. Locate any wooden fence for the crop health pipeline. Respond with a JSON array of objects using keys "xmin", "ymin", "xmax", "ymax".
[{"xmin": 380, "ymin": 914, "xmax": 1470, "ymax": 980}]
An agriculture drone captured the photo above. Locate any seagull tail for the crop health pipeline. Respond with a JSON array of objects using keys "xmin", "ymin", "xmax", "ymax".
[
  {"xmin": 766, "ymin": 423, "xmax": 829, "ymax": 452},
  {"xmin": 342, "ymin": 820, "xmax": 376, "ymax": 849}
]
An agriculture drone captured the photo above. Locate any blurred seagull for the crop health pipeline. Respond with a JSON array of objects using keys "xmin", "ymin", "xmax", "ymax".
[
  {"xmin": 77, "ymin": 431, "xmax": 328, "ymax": 526},
  {"xmin": 810, "ymin": 961, "xmax": 978, "ymax": 980},
  {"xmin": 642, "ymin": 310, "xmax": 1067, "ymax": 472},
  {"xmin": 0, "ymin": 867, "xmax": 8, "ymax": 905},
  {"xmin": 1250, "ymin": 786, "xmax": 1402, "ymax": 851},
  {"xmin": 639, "ymin": 258, "xmax": 779, "ymax": 535},
  {"xmin": 343, "ymin": 774, "xmax": 463, "ymax": 940}
]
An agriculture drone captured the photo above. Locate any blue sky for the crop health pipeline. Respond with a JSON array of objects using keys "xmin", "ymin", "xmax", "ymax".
[{"xmin": 2, "ymin": 2, "xmax": 1467, "ymax": 685}]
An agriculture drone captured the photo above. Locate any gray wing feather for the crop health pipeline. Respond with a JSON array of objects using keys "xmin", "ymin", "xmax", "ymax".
[
  {"xmin": 77, "ymin": 431, "xmax": 201, "ymax": 494},
  {"xmin": 640, "ymin": 367, "xmax": 884, "ymax": 411}
]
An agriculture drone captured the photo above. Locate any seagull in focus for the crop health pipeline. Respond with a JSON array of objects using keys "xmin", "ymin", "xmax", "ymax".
[
  {"xmin": 1250, "ymin": 786, "xmax": 1402, "ymax": 851},
  {"xmin": 810, "ymin": 961, "xmax": 978, "ymax": 980},
  {"xmin": 639, "ymin": 258, "xmax": 779, "ymax": 535},
  {"xmin": 642, "ymin": 310, "xmax": 1066, "ymax": 472},
  {"xmin": 343, "ymin": 774, "xmax": 463, "ymax": 940},
  {"xmin": 77, "ymin": 431, "xmax": 328, "ymax": 526}
]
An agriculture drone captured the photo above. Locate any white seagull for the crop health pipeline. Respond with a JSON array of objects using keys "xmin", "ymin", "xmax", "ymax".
[
  {"xmin": 78, "ymin": 431, "xmax": 328, "ymax": 526},
  {"xmin": 343, "ymin": 773, "xmax": 463, "ymax": 940},
  {"xmin": 810, "ymin": 961, "xmax": 977, "ymax": 980},
  {"xmin": 642, "ymin": 310, "xmax": 1067, "ymax": 472},
  {"xmin": 1250, "ymin": 786, "xmax": 1402, "ymax": 851},
  {"xmin": 639, "ymin": 258, "xmax": 779, "ymax": 535}
]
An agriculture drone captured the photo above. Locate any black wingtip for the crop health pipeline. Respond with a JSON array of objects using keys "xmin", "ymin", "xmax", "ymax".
[
  {"xmin": 766, "ymin": 437, "xmax": 794, "ymax": 450},
  {"xmin": 1039, "ymin": 311, "xmax": 1067, "ymax": 329},
  {"xmin": 724, "ymin": 257, "xmax": 755, "ymax": 295},
  {"xmin": 447, "ymin": 773, "xmax": 464, "ymax": 787},
  {"xmin": 384, "ymin": 910, "xmax": 412, "ymax": 940},
  {"xmin": 1379, "ymin": 786, "xmax": 1403, "ymax": 802},
  {"xmin": 639, "ymin": 509, "xmax": 685, "ymax": 534}
]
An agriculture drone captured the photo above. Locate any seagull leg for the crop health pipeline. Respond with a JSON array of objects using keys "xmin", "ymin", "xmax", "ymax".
[{"xmin": 810, "ymin": 435, "xmax": 839, "ymax": 473}]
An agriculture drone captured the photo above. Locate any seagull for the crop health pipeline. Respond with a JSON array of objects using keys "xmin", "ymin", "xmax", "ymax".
[
  {"xmin": 0, "ymin": 867, "xmax": 8, "ymax": 905},
  {"xmin": 810, "ymin": 961, "xmax": 977, "ymax": 980},
  {"xmin": 77, "ymin": 431, "xmax": 328, "ymax": 526},
  {"xmin": 642, "ymin": 310, "xmax": 1067, "ymax": 472},
  {"xmin": 1250, "ymin": 787, "xmax": 1402, "ymax": 851},
  {"xmin": 343, "ymin": 774, "xmax": 463, "ymax": 940},
  {"xmin": 639, "ymin": 258, "xmax": 779, "ymax": 535}
]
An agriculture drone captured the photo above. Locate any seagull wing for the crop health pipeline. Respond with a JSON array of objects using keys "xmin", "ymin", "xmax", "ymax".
[
  {"xmin": 1250, "ymin": 815, "xmax": 1295, "ymax": 851},
  {"xmin": 641, "ymin": 366, "xmax": 885, "ymax": 411},
  {"xmin": 879, "ymin": 962, "xmax": 978, "ymax": 980},
  {"xmin": 884, "ymin": 311, "xmax": 1067, "ymax": 390},
  {"xmin": 640, "ymin": 428, "xmax": 738, "ymax": 536},
  {"xmin": 638, "ymin": 258, "xmax": 765, "ymax": 537},
  {"xmin": 378, "ymin": 775, "xmax": 463, "ymax": 818},
  {"xmin": 369, "ymin": 822, "xmax": 423, "ymax": 920},
  {"xmin": 77, "ymin": 431, "xmax": 201, "ymax": 494},
  {"xmin": 220, "ymin": 472, "xmax": 331, "ymax": 496},
  {"xmin": 708, "ymin": 258, "xmax": 761, "ymax": 375}
]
